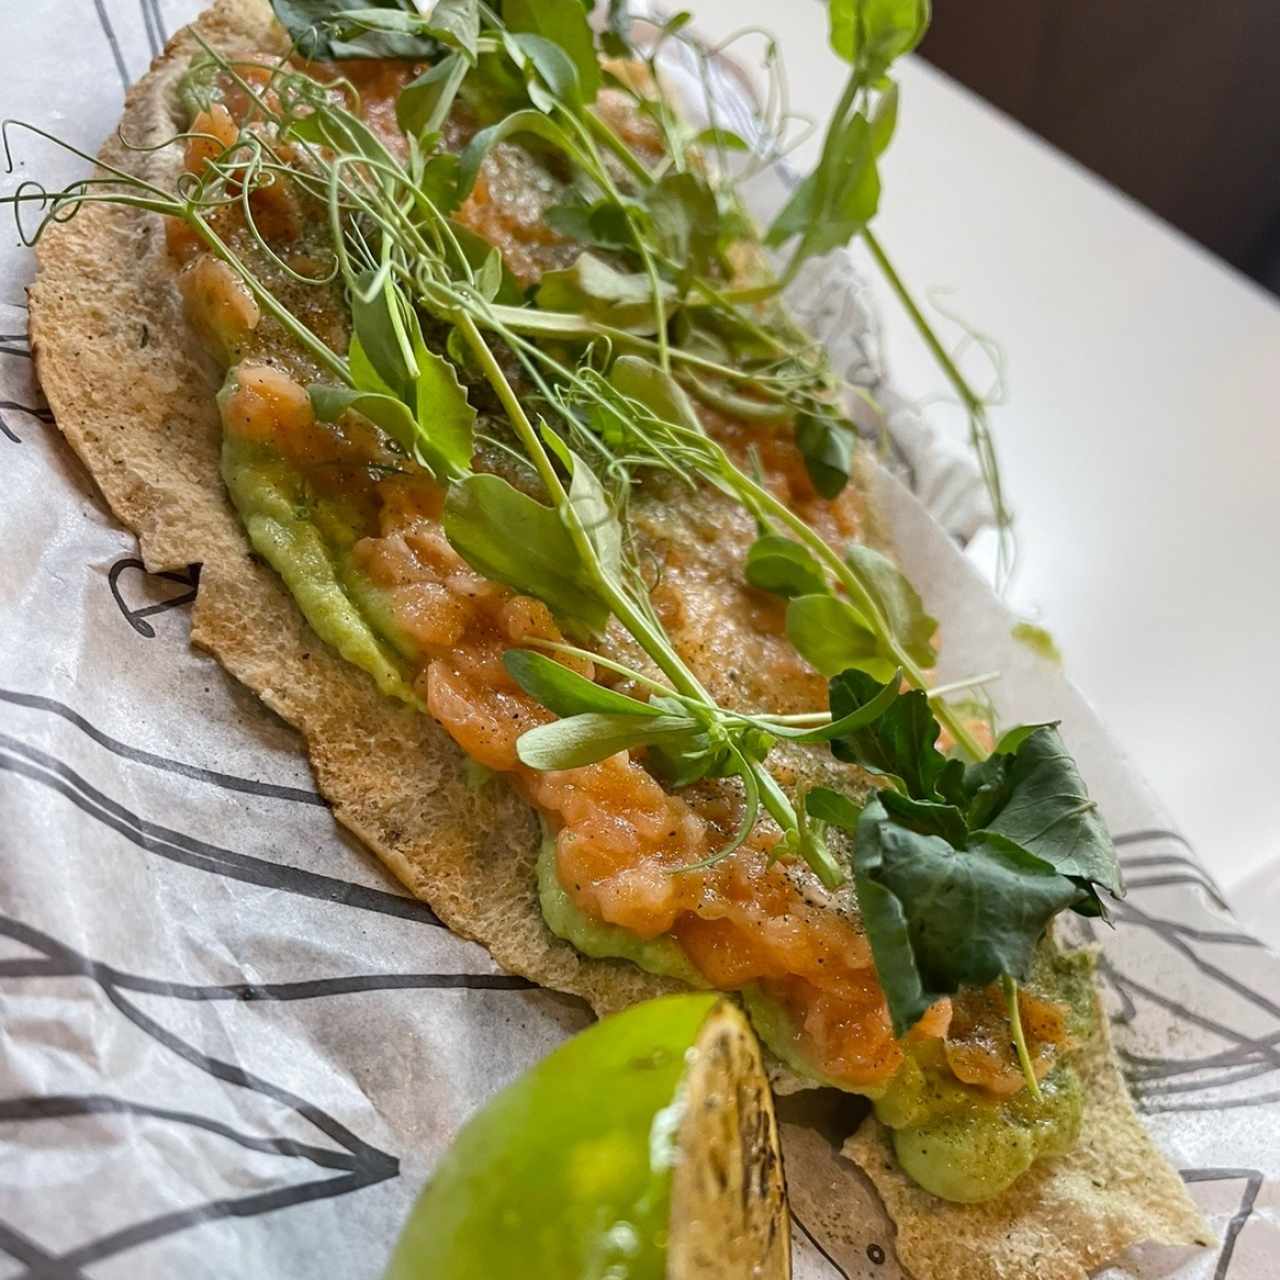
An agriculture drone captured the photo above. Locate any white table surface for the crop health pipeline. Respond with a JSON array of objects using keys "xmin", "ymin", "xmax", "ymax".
[{"xmin": 686, "ymin": 0, "xmax": 1280, "ymax": 940}]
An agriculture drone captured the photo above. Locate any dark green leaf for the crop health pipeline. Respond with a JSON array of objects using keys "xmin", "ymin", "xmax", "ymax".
[
  {"xmin": 786, "ymin": 594, "xmax": 890, "ymax": 680},
  {"xmin": 398, "ymin": 53, "xmax": 468, "ymax": 138},
  {"xmin": 545, "ymin": 197, "xmax": 639, "ymax": 249},
  {"xmin": 444, "ymin": 473, "xmax": 609, "ymax": 633},
  {"xmin": 308, "ymin": 382, "xmax": 420, "ymax": 454},
  {"xmin": 827, "ymin": 669, "xmax": 944, "ymax": 798},
  {"xmin": 795, "ymin": 411, "xmax": 855, "ymax": 498},
  {"xmin": 349, "ymin": 273, "xmax": 417, "ymax": 401},
  {"xmin": 271, "ymin": 0, "xmax": 433, "ymax": 59},
  {"xmin": 503, "ymin": 649, "xmax": 661, "ymax": 717},
  {"xmin": 978, "ymin": 726, "xmax": 1123, "ymax": 897},
  {"xmin": 829, "ymin": 0, "xmax": 931, "ymax": 80},
  {"xmin": 516, "ymin": 711, "xmax": 701, "ymax": 770},
  {"xmin": 855, "ymin": 796, "xmax": 1084, "ymax": 1035},
  {"xmin": 536, "ymin": 253, "xmax": 676, "ymax": 333},
  {"xmin": 744, "ymin": 534, "xmax": 827, "ymax": 598},
  {"xmin": 844, "ymin": 542, "xmax": 937, "ymax": 668},
  {"xmin": 504, "ymin": 0, "xmax": 601, "ymax": 102},
  {"xmin": 877, "ymin": 789, "xmax": 969, "ymax": 846}
]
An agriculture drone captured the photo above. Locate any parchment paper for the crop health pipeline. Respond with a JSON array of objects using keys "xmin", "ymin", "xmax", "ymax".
[{"xmin": 1, "ymin": 4, "xmax": 1277, "ymax": 1278}]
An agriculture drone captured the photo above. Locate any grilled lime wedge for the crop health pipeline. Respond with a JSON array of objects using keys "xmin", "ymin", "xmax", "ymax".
[{"xmin": 384, "ymin": 993, "xmax": 789, "ymax": 1279}]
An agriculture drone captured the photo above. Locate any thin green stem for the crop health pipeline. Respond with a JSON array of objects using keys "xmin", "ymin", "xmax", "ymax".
[{"xmin": 1003, "ymin": 975, "xmax": 1043, "ymax": 1101}]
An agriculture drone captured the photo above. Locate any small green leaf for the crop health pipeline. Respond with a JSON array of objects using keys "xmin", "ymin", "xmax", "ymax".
[
  {"xmin": 778, "ymin": 670, "xmax": 900, "ymax": 743},
  {"xmin": 565, "ymin": 451, "xmax": 624, "ymax": 584},
  {"xmin": 308, "ymin": 383, "xmax": 419, "ymax": 452},
  {"xmin": 870, "ymin": 80, "xmax": 899, "ymax": 154},
  {"xmin": 444, "ymin": 474, "xmax": 609, "ymax": 634},
  {"xmin": 795, "ymin": 411, "xmax": 855, "ymax": 499},
  {"xmin": 398, "ymin": 53, "xmax": 468, "ymax": 138},
  {"xmin": 503, "ymin": 650, "xmax": 662, "ymax": 718},
  {"xmin": 805, "ymin": 785, "xmax": 863, "ymax": 832},
  {"xmin": 609, "ymin": 355, "xmax": 703, "ymax": 431},
  {"xmin": 503, "ymin": 0, "xmax": 601, "ymax": 103},
  {"xmin": 602, "ymin": 0, "xmax": 632, "ymax": 56},
  {"xmin": 457, "ymin": 109, "xmax": 586, "ymax": 204},
  {"xmin": 692, "ymin": 127, "xmax": 750, "ymax": 152},
  {"xmin": 855, "ymin": 796, "xmax": 1084, "ymax": 1036},
  {"xmin": 643, "ymin": 171, "xmax": 719, "ymax": 282},
  {"xmin": 349, "ymin": 273, "xmax": 417, "ymax": 402},
  {"xmin": 537, "ymin": 253, "xmax": 676, "ymax": 333},
  {"xmin": 829, "ymin": 0, "xmax": 931, "ymax": 80},
  {"xmin": 786, "ymin": 594, "xmax": 891, "ymax": 680},
  {"xmin": 505, "ymin": 31, "xmax": 582, "ymax": 112},
  {"xmin": 413, "ymin": 343, "xmax": 476, "ymax": 478},
  {"xmin": 447, "ymin": 221, "xmax": 523, "ymax": 303},
  {"xmin": 1011, "ymin": 621, "xmax": 1062, "ymax": 664},
  {"xmin": 516, "ymin": 712, "xmax": 700, "ymax": 771},
  {"xmin": 744, "ymin": 535, "xmax": 827, "ymax": 598},
  {"xmin": 844, "ymin": 542, "xmax": 938, "ymax": 669},
  {"xmin": 827, "ymin": 669, "xmax": 944, "ymax": 798}
]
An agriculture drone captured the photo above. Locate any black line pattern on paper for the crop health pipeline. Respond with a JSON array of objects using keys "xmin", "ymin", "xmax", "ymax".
[
  {"xmin": 0, "ymin": 733, "xmax": 443, "ymax": 926},
  {"xmin": 108, "ymin": 556, "xmax": 201, "ymax": 636},
  {"xmin": 0, "ymin": 915, "xmax": 401, "ymax": 1276},
  {"xmin": 0, "ymin": 399, "xmax": 54, "ymax": 445},
  {"xmin": 0, "ymin": 687, "xmax": 327, "ymax": 806},
  {"xmin": 790, "ymin": 1211, "xmax": 852, "ymax": 1280},
  {"xmin": 1181, "ymin": 1168, "xmax": 1263, "ymax": 1280},
  {"xmin": 0, "ymin": 912, "xmax": 536, "ymax": 1276},
  {"xmin": 0, "ymin": 330, "xmax": 30, "ymax": 358},
  {"xmin": 92, "ymin": 0, "xmax": 132, "ymax": 92},
  {"xmin": 139, "ymin": 0, "xmax": 164, "ymax": 56}
]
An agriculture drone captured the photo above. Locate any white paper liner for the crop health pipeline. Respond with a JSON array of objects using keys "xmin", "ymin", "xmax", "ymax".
[{"xmin": 0, "ymin": 4, "xmax": 1276, "ymax": 1277}]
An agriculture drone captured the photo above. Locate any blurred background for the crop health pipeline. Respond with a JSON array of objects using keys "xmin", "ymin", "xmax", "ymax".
[{"xmin": 920, "ymin": 1, "xmax": 1280, "ymax": 295}]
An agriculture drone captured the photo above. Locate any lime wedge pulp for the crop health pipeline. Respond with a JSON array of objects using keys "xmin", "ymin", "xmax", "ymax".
[{"xmin": 385, "ymin": 994, "xmax": 788, "ymax": 1279}]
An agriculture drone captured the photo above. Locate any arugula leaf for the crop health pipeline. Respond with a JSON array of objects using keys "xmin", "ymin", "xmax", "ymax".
[
  {"xmin": 504, "ymin": 0, "xmax": 601, "ymax": 103},
  {"xmin": 776, "ymin": 671, "xmax": 900, "ymax": 744},
  {"xmin": 444, "ymin": 474, "xmax": 610, "ymax": 634},
  {"xmin": 829, "ymin": 0, "xmax": 931, "ymax": 80},
  {"xmin": 744, "ymin": 534, "xmax": 827, "ymax": 598},
  {"xmin": 537, "ymin": 253, "xmax": 676, "ymax": 333},
  {"xmin": 349, "ymin": 273, "xmax": 419, "ymax": 401},
  {"xmin": 845, "ymin": 542, "xmax": 938, "ymax": 669},
  {"xmin": 827, "ymin": 669, "xmax": 944, "ymax": 797},
  {"xmin": 503, "ymin": 649, "xmax": 661, "ymax": 718},
  {"xmin": 795, "ymin": 411, "xmax": 856, "ymax": 498},
  {"xmin": 852, "ymin": 797, "xmax": 1083, "ymax": 1036},
  {"xmin": 545, "ymin": 196, "xmax": 638, "ymax": 250},
  {"xmin": 411, "ymin": 338, "xmax": 476, "ymax": 478},
  {"xmin": 516, "ymin": 711, "xmax": 701, "ymax": 770},
  {"xmin": 308, "ymin": 382, "xmax": 423, "ymax": 457},
  {"xmin": 978, "ymin": 726, "xmax": 1123, "ymax": 898},
  {"xmin": 786, "ymin": 594, "xmax": 893, "ymax": 681},
  {"xmin": 270, "ymin": 0, "xmax": 433, "ymax": 59}
]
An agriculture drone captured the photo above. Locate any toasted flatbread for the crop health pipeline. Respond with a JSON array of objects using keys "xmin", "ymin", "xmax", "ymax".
[{"xmin": 28, "ymin": 1, "xmax": 1209, "ymax": 1273}]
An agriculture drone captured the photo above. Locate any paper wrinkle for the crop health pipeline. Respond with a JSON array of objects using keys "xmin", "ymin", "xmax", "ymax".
[{"xmin": 1, "ymin": 4, "xmax": 1278, "ymax": 1278}]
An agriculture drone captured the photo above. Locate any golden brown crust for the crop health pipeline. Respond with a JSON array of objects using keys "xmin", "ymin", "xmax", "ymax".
[
  {"xmin": 29, "ymin": 0, "xmax": 676, "ymax": 1017},
  {"xmin": 29, "ymin": 3, "xmax": 1209, "ymax": 1274}
]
